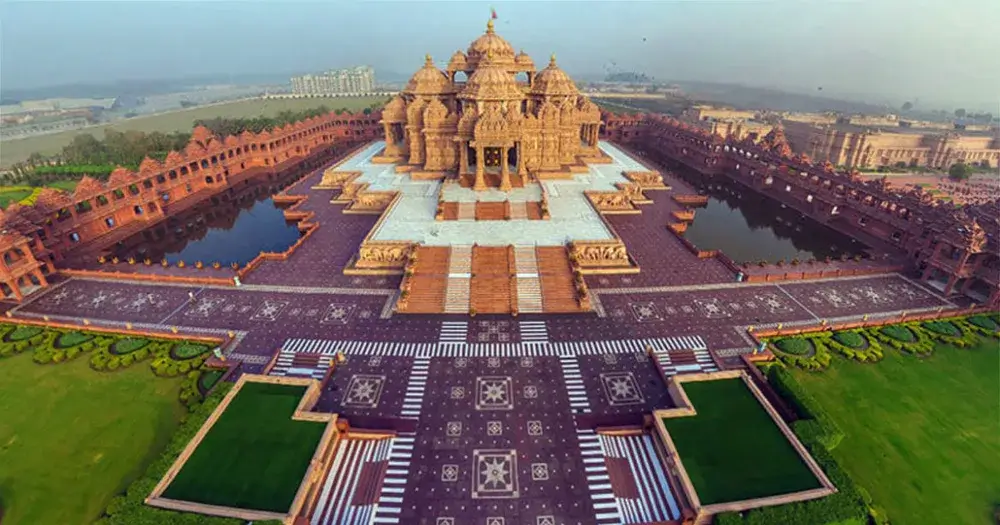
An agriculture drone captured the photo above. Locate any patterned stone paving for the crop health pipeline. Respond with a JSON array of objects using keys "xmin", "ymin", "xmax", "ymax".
[{"xmin": 3, "ymin": 143, "xmax": 967, "ymax": 525}]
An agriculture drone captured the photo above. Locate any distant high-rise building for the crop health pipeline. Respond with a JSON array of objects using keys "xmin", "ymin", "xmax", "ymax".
[{"xmin": 291, "ymin": 66, "xmax": 375, "ymax": 95}]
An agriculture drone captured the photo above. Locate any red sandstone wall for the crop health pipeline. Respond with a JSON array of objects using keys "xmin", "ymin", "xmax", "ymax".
[{"xmin": 1, "ymin": 111, "xmax": 383, "ymax": 263}]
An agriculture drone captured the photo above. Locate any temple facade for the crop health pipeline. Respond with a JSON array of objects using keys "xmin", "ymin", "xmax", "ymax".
[{"xmin": 375, "ymin": 20, "xmax": 603, "ymax": 190}]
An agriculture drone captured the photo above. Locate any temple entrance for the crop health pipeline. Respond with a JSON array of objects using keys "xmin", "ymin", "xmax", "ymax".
[
  {"xmin": 484, "ymin": 147, "xmax": 503, "ymax": 169},
  {"xmin": 507, "ymin": 146, "xmax": 518, "ymax": 170},
  {"xmin": 467, "ymin": 145, "xmax": 477, "ymax": 173}
]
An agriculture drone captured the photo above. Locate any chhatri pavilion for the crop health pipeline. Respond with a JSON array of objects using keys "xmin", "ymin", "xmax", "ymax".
[{"xmin": 319, "ymin": 20, "xmax": 669, "ymax": 315}]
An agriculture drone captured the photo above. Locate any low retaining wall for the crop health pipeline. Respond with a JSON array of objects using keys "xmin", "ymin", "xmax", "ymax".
[
  {"xmin": 0, "ymin": 315, "xmax": 226, "ymax": 347},
  {"xmin": 61, "ymin": 268, "xmax": 236, "ymax": 287},
  {"xmin": 749, "ymin": 305, "xmax": 995, "ymax": 341}
]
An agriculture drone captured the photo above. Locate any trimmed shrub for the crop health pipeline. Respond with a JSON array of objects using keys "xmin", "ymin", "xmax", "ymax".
[
  {"xmin": 832, "ymin": 331, "xmax": 865, "ymax": 348},
  {"xmin": 880, "ymin": 325, "xmax": 916, "ymax": 342},
  {"xmin": 56, "ymin": 331, "xmax": 94, "ymax": 348},
  {"xmin": 768, "ymin": 366, "xmax": 843, "ymax": 450},
  {"xmin": 966, "ymin": 315, "xmax": 997, "ymax": 331},
  {"xmin": 111, "ymin": 337, "xmax": 150, "ymax": 355},
  {"xmin": 7, "ymin": 326, "xmax": 42, "ymax": 342},
  {"xmin": 922, "ymin": 321, "xmax": 960, "ymax": 337},
  {"xmin": 173, "ymin": 343, "xmax": 210, "ymax": 360},
  {"xmin": 775, "ymin": 337, "xmax": 813, "ymax": 355}
]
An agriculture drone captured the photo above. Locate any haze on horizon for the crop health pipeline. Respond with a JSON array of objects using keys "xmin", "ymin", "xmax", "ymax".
[{"xmin": 2, "ymin": 0, "xmax": 998, "ymax": 112}]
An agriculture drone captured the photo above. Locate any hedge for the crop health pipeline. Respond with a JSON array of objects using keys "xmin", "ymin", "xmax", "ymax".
[
  {"xmin": 93, "ymin": 384, "xmax": 245, "ymax": 525},
  {"xmin": 0, "ymin": 322, "xmax": 218, "ymax": 409},
  {"xmin": 967, "ymin": 314, "xmax": 998, "ymax": 330},
  {"xmin": 768, "ymin": 366, "xmax": 843, "ymax": 451},
  {"xmin": 6, "ymin": 326, "xmax": 42, "ymax": 342},
  {"xmin": 173, "ymin": 343, "xmax": 211, "ymax": 360}
]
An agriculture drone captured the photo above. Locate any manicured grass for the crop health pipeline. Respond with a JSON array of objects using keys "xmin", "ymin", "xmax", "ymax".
[
  {"xmin": 662, "ymin": 379, "xmax": 821, "ymax": 504},
  {"xmin": 791, "ymin": 341, "xmax": 1000, "ymax": 525},
  {"xmin": 0, "ymin": 188, "xmax": 33, "ymax": 208},
  {"xmin": 0, "ymin": 96, "xmax": 387, "ymax": 167},
  {"xmin": 162, "ymin": 382, "xmax": 326, "ymax": 512},
  {"xmin": 0, "ymin": 351, "xmax": 184, "ymax": 525}
]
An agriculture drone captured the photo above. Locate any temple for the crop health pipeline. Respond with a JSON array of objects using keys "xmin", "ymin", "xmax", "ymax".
[{"xmin": 374, "ymin": 19, "xmax": 604, "ymax": 189}]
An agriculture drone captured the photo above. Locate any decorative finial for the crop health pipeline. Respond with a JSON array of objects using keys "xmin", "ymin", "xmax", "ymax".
[
  {"xmin": 425, "ymin": 54, "xmax": 433, "ymax": 66},
  {"xmin": 549, "ymin": 53, "xmax": 557, "ymax": 66},
  {"xmin": 487, "ymin": 49, "xmax": 495, "ymax": 60},
  {"xmin": 486, "ymin": 19, "xmax": 495, "ymax": 33}
]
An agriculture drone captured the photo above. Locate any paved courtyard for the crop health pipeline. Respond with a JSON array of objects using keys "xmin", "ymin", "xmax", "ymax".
[{"xmin": 2, "ymin": 143, "xmax": 960, "ymax": 525}]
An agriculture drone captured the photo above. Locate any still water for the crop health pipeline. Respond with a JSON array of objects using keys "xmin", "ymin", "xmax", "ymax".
[
  {"xmin": 119, "ymin": 189, "xmax": 301, "ymax": 266},
  {"xmin": 679, "ymin": 174, "xmax": 866, "ymax": 263}
]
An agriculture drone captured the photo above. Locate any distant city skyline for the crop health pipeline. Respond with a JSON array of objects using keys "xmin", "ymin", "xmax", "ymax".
[{"xmin": 2, "ymin": 1, "xmax": 998, "ymax": 112}]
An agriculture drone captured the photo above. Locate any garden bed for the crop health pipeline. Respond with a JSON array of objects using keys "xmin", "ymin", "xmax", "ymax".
[
  {"xmin": 170, "ymin": 342, "xmax": 212, "ymax": 360},
  {"xmin": 109, "ymin": 337, "xmax": 150, "ymax": 355},
  {"xmin": 661, "ymin": 378, "xmax": 822, "ymax": 505},
  {"xmin": 54, "ymin": 331, "xmax": 95, "ymax": 349},
  {"xmin": 161, "ymin": 382, "xmax": 327, "ymax": 512}
]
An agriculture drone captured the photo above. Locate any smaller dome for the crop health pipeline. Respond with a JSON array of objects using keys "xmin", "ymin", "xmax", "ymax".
[
  {"xmin": 404, "ymin": 55, "xmax": 452, "ymax": 95},
  {"xmin": 531, "ymin": 54, "xmax": 578, "ymax": 96},
  {"xmin": 515, "ymin": 50, "xmax": 534, "ymax": 69},
  {"xmin": 447, "ymin": 50, "xmax": 467, "ymax": 71}
]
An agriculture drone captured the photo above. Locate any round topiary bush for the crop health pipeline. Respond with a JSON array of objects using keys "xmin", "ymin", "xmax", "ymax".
[
  {"xmin": 922, "ymin": 321, "xmax": 960, "ymax": 337},
  {"xmin": 833, "ymin": 331, "xmax": 866, "ymax": 348},
  {"xmin": 775, "ymin": 337, "xmax": 814, "ymax": 355},
  {"xmin": 880, "ymin": 325, "xmax": 916, "ymax": 342}
]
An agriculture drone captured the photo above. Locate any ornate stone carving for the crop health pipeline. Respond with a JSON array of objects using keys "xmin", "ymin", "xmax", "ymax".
[
  {"xmin": 622, "ymin": 170, "xmax": 664, "ymax": 188},
  {"xmin": 570, "ymin": 241, "xmax": 630, "ymax": 268},
  {"xmin": 357, "ymin": 242, "xmax": 413, "ymax": 268}
]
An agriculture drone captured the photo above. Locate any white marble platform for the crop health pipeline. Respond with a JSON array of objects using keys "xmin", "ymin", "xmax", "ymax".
[{"xmin": 335, "ymin": 141, "xmax": 648, "ymax": 247}]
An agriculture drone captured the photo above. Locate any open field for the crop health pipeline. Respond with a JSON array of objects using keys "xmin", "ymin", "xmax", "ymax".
[
  {"xmin": 162, "ymin": 382, "xmax": 326, "ymax": 512},
  {"xmin": 662, "ymin": 378, "xmax": 821, "ymax": 505},
  {"xmin": 0, "ymin": 180, "xmax": 77, "ymax": 207},
  {"xmin": 0, "ymin": 95, "xmax": 388, "ymax": 168},
  {"xmin": 792, "ymin": 340, "xmax": 1000, "ymax": 525},
  {"xmin": 0, "ymin": 352, "xmax": 184, "ymax": 525}
]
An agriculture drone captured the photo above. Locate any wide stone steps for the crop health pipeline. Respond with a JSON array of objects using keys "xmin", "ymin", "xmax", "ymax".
[
  {"xmin": 509, "ymin": 202, "xmax": 528, "ymax": 220},
  {"xmin": 471, "ymin": 246, "xmax": 513, "ymax": 314},
  {"xmin": 536, "ymin": 247, "xmax": 583, "ymax": 313},
  {"xmin": 448, "ymin": 245, "xmax": 473, "ymax": 274},
  {"xmin": 457, "ymin": 202, "xmax": 476, "ymax": 221},
  {"xmin": 516, "ymin": 277, "xmax": 544, "ymax": 313},
  {"xmin": 514, "ymin": 246, "xmax": 539, "ymax": 274},
  {"xmin": 444, "ymin": 276, "xmax": 471, "ymax": 313}
]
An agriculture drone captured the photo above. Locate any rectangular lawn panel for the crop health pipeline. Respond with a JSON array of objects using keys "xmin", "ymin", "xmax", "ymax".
[
  {"xmin": 791, "ymin": 341, "xmax": 1000, "ymax": 525},
  {"xmin": 162, "ymin": 382, "xmax": 326, "ymax": 512},
  {"xmin": 662, "ymin": 378, "xmax": 821, "ymax": 505},
  {"xmin": 0, "ymin": 352, "xmax": 184, "ymax": 525}
]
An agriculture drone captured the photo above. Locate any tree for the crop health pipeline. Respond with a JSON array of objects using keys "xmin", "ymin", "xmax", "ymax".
[
  {"xmin": 954, "ymin": 108, "xmax": 966, "ymax": 118},
  {"xmin": 948, "ymin": 162, "xmax": 971, "ymax": 180},
  {"xmin": 901, "ymin": 101, "xmax": 913, "ymax": 112}
]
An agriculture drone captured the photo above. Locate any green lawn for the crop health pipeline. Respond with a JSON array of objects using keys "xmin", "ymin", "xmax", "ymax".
[
  {"xmin": 0, "ymin": 188, "xmax": 33, "ymax": 208},
  {"xmin": 0, "ymin": 95, "xmax": 387, "ymax": 168},
  {"xmin": 0, "ymin": 352, "xmax": 184, "ymax": 525},
  {"xmin": 162, "ymin": 382, "xmax": 326, "ymax": 512},
  {"xmin": 662, "ymin": 378, "xmax": 821, "ymax": 505},
  {"xmin": 791, "ymin": 341, "xmax": 1000, "ymax": 525}
]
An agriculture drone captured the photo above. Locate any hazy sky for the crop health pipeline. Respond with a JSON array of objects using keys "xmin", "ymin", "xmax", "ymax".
[{"xmin": 2, "ymin": 0, "xmax": 998, "ymax": 110}]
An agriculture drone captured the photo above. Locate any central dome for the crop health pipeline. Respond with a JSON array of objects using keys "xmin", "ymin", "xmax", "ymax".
[
  {"xmin": 466, "ymin": 20, "xmax": 516, "ymax": 63},
  {"xmin": 460, "ymin": 51, "xmax": 523, "ymax": 101}
]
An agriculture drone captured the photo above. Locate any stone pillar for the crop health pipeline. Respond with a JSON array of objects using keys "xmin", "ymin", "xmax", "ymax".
[
  {"xmin": 517, "ymin": 142, "xmax": 526, "ymax": 176},
  {"xmin": 500, "ymin": 145, "xmax": 512, "ymax": 192},
  {"xmin": 34, "ymin": 269, "xmax": 48, "ymax": 288},
  {"xmin": 383, "ymin": 122, "xmax": 394, "ymax": 146},
  {"xmin": 944, "ymin": 273, "xmax": 959, "ymax": 296},
  {"xmin": 459, "ymin": 142, "xmax": 469, "ymax": 175},
  {"xmin": 11, "ymin": 279, "xmax": 23, "ymax": 302},
  {"xmin": 474, "ymin": 146, "xmax": 487, "ymax": 191}
]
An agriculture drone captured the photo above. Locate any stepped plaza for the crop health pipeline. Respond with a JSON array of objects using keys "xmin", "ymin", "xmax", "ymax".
[{"xmin": 1, "ymin": 18, "xmax": 994, "ymax": 525}]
